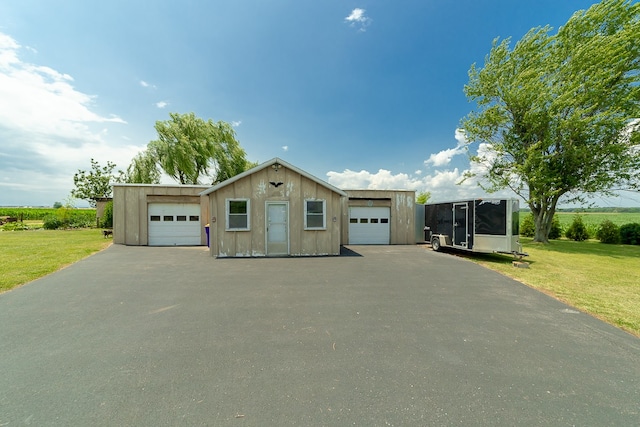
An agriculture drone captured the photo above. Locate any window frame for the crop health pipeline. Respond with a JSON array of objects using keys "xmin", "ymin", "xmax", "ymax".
[
  {"xmin": 304, "ymin": 199, "xmax": 326, "ymax": 230},
  {"xmin": 226, "ymin": 198, "xmax": 251, "ymax": 231}
]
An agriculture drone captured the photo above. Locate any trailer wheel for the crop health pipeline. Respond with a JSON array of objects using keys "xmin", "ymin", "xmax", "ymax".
[{"xmin": 431, "ymin": 236, "xmax": 441, "ymax": 251}]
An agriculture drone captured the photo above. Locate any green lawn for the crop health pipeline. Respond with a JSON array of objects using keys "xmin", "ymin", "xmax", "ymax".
[
  {"xmin": 467, "ymin": 238, "xmax": 640, "ymax": 337},
  {"xmin": 0, "ymin": 229, "xmax": 111, "ymax": 293}
]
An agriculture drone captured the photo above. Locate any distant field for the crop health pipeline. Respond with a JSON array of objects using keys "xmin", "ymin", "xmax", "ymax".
[
  {"xmin": 0, "ymin": 207, "xmax": 96, "ymax": 221},
  {"xmin": 520, "ymin": 211, "xmax": 640, "ymax": 232}
]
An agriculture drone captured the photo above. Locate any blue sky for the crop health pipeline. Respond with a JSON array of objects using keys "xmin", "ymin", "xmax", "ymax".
[{"xmin": 1, "ymin": 0, "xmax": 638, "ymax": 207}]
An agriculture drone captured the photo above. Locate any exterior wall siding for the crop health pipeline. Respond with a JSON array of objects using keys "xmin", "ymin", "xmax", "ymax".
[
  {"xmin": 342, "ymin": 190, "xmax": 416, "ymax": 245},
  {"xmin": 113, "ymin": 184, "xmax": 209, "ymax": 246},
  {"xmin": 208, "ymin": 167, "xmax": 343, "ymax": 257}
]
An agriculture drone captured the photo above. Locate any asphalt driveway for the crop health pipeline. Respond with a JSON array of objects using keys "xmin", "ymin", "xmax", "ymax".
[{"xmin": 1, "ymin": 245, "xmax": 638, "ymax": 426}]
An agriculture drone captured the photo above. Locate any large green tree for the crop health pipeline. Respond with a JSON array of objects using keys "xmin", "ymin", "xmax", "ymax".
[
  {"xmin": 147, "ymin": 112, "xmax": 252, "ymax": 185},
  {"xmin": 71, "ymin": 159, "xmax": 123, "ymax": 207},
  {"xmin": 461, "ymin": 0, "xmax": 640, "ymax": 243}
]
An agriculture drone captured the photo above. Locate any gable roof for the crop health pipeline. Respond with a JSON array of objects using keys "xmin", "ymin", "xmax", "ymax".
[{"xmin": 200, "ymin": 157, "xmax": 348, "ymax": 197}]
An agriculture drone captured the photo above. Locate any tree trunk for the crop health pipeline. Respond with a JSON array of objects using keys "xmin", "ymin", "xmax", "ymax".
[
  {"xmin": 530, "ymin": 198, "xmax": 559, "ymax": 244},
  {"xmin": 532, "ymin": 211, "xmax": 549, "ymax": 243}
]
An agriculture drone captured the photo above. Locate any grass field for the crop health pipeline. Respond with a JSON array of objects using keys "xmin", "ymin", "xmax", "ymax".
[
  {"xmin": 466, "ymin": 238, "xmax": 640, "ymax": 337},
  {"xmin": 0, "ymin": 229, "xmax": 111, "ymax": 293}
]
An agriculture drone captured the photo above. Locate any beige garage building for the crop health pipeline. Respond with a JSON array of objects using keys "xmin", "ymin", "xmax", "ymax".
[
  {"xmin": 202, "ymin": 158, "xmax": 346, "ymax": 257},
  {"xmin": 112, "ymin": 184, "xmax": 209, "ymax": 246},
  {"xmin": 343, "ymin": 189, "xmax": 416, "ymax": 245},
  {"xmin": 112, "ymin": 158, "xmax": 416, "ymax": 256}
]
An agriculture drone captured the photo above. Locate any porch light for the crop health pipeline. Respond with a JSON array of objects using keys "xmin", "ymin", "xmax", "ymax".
[{"xmin": 272, "ymin": 162, "xmax": 281, "ymax": 172}]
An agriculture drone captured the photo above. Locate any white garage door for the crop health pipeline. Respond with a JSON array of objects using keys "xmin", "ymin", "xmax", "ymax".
[
  {"xmin": 148, "ymin": 203, "xmax": 202, "ymax": 246},
  {"xmin": 348, "ymin": 207, "xmax": 390, "ymax": 244}
]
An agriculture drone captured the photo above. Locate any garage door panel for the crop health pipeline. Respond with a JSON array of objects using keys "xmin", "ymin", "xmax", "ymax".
[
  {"xmin": 349, "ymin": 207, "xmax": 390, "ymax": 244},
  {"xmin": 148, "ymin": 203, "xmax": 202, "ymax": 246}
]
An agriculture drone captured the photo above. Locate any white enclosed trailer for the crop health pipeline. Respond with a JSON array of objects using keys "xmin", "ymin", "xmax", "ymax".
[{"xmin": 424, "ymin": 198, "xmax": 525, "ymax": 256}]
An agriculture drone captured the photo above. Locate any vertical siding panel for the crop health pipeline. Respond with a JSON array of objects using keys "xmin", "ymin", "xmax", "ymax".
[
  {"xmin": 252, "ymin": 170, "xmax": 267, "ymax": 256},
  {"xmin": 139, "ymin": 187, "xmax": 149, "ymax": 245},
  {"xmin": 124, "ymin": 187, "xmax": 140, "ymax": 245},
  {"xmin": 113, "ymin": 186, "xmax": 125, "ymax": 244},
  {"xmin": 315, "ymin": 184, "xmax": 331, "ymax": 255},
  {"xmin": 287, "ymin": 170, "xmax": 301, "ymax": 255},
  {"xmin": 209, "ymin": 193, "xmax": 218, "ymax": 256}
]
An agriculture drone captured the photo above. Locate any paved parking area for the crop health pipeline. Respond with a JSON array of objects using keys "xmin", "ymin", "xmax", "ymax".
[{"xmin": 1, "ymin": 245, "xmax": 639, "ymax": 426}]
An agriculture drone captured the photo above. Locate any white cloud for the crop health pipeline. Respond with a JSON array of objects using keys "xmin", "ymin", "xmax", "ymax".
[
  {"xmin": 327, "ymin": 165, "xmax": 513, "ymax": 203},
  {"xmin": 281, "ymin": 145, "xmax": 288, "ymax": 152},
  {"xmin": 155, "ymin": 101, "xmax": 169, "ymax": 108},
  {"xmin": 424, "ymin": 128, "xmax": 468, "ymax": 167},
  {"xmin": 140, "ymin": 80, "xmax": 156, "ymax": 89},
  {"xmin": 0, "ymin": 31, "xmax": 136, "ymax": 206},
  {"xmin": 327, "ymin": 168, "xmax": 424, "ymax": 191},
  {"xmin": 0, "ymin": 34, "xmax": 125, "ymax": 140},
  {"xmin": 345, "ymin": 8, "xmax": 372, "ymax": 32},
  {"xmin": 231, "ymin": 120, "xmax": 242, "ymax": 127},
  {"xmin": 425, "ymin": 146, "xmax": 465, "ymax": 167},
  {"xmin": 454, "ymin": 128, "xmax": 468, "ymax": 145}
]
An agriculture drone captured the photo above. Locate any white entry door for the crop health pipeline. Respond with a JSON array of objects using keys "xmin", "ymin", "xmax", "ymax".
[{"xmin": 266, "ymin": 202, "xmax": 289, "ymax": 256}]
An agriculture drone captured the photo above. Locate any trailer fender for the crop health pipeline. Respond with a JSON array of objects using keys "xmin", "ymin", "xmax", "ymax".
[{"xmin": 431, "ymin": 235, "xmax": 441, "ymax": 251}]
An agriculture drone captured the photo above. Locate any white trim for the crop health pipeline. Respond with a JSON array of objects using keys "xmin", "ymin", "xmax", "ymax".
[
  {"xmin": 226, "ymin": 198, "xmax": 251, "ymax": 231},
  {"xmin": 304, "ymin": 199, "xmax": 326, "ymax": 230}
]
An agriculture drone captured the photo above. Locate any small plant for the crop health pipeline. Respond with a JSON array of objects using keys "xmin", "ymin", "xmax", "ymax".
[
  {"xmin": 597, "ymin": 219, "xmax": 620, "ymax": 244},
  {"xmin": 43, "ymin": 215, "xmax": 62, "ymax": 230},
  {"xmin": 2, "ymin": 221, "xmax": 29, "ymax": 231},
  {"xmin": 620, "ymin": 223, "xmax": 640, "ymax": 245},
  {"xmin": 520, "ymin": 214, "xmax": 535, "ymax": 237},
  {"xmin": 565, "ymin": 214, "xmax": 589, "ymax": 241}
]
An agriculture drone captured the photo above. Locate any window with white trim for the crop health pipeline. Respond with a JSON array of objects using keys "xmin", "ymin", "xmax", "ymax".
[
  {"xmin": 226, "ymin": 199, "xmax": 250, "ymax": 230},
  {"xmin": 304, "ymin": 199, "xmax": 326, "ymax": 230}
]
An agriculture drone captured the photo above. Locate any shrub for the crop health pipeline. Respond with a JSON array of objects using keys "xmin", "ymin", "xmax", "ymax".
[
  {"xmin": 596, "ymin": 219, "xmax": 620, "ymax": 244},
  {"xmin": 2, "ymin": 221, "xmax": 29, "ymax": 231},
  {"xmin": 565, "ymin": 215, "xmax": 589, "ymax": 241},
  {"xmin": 620, "ymin": 223, "xmax": 640, "ymax": 245},
  {"xmin": 43, "ymin": 215, "xmax": 62, "ymax": 230},
  {"xmin": 519, "ymin": 213, "xmax": 561, "ymax": 239},
  {"xmin": 100, "ymin": 201, "xmax": 113, "ymax": 229},
  {"xmin": 520, "ymin": 213, "xmax": 535, "ymax": 237}
]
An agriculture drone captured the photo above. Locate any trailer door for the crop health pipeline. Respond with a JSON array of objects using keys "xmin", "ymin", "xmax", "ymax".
[{"xmin": 453, "ymin": 203, "xmax": 468, "ymax": 248}]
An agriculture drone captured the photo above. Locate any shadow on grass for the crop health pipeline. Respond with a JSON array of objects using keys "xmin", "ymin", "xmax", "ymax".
[
  {"xmin": 431, "ymin": 246, "xmax": 536, "ymax": 266},
  {"xmin": 521, "ymin": 238, "xmax": 640, "ymax": 259}
]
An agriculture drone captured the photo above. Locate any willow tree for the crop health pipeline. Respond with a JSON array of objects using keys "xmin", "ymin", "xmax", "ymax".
[
  {"xmin": 125, "ymin": 151, "xmax": 161, "ymax": 184},
  {"xmin": 461, "ymin": 0, "xmax": 640, "ymax": 243},
  {"xmin": 148, "ymin": 112, "xmax": 252, "ymax": 185}
]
